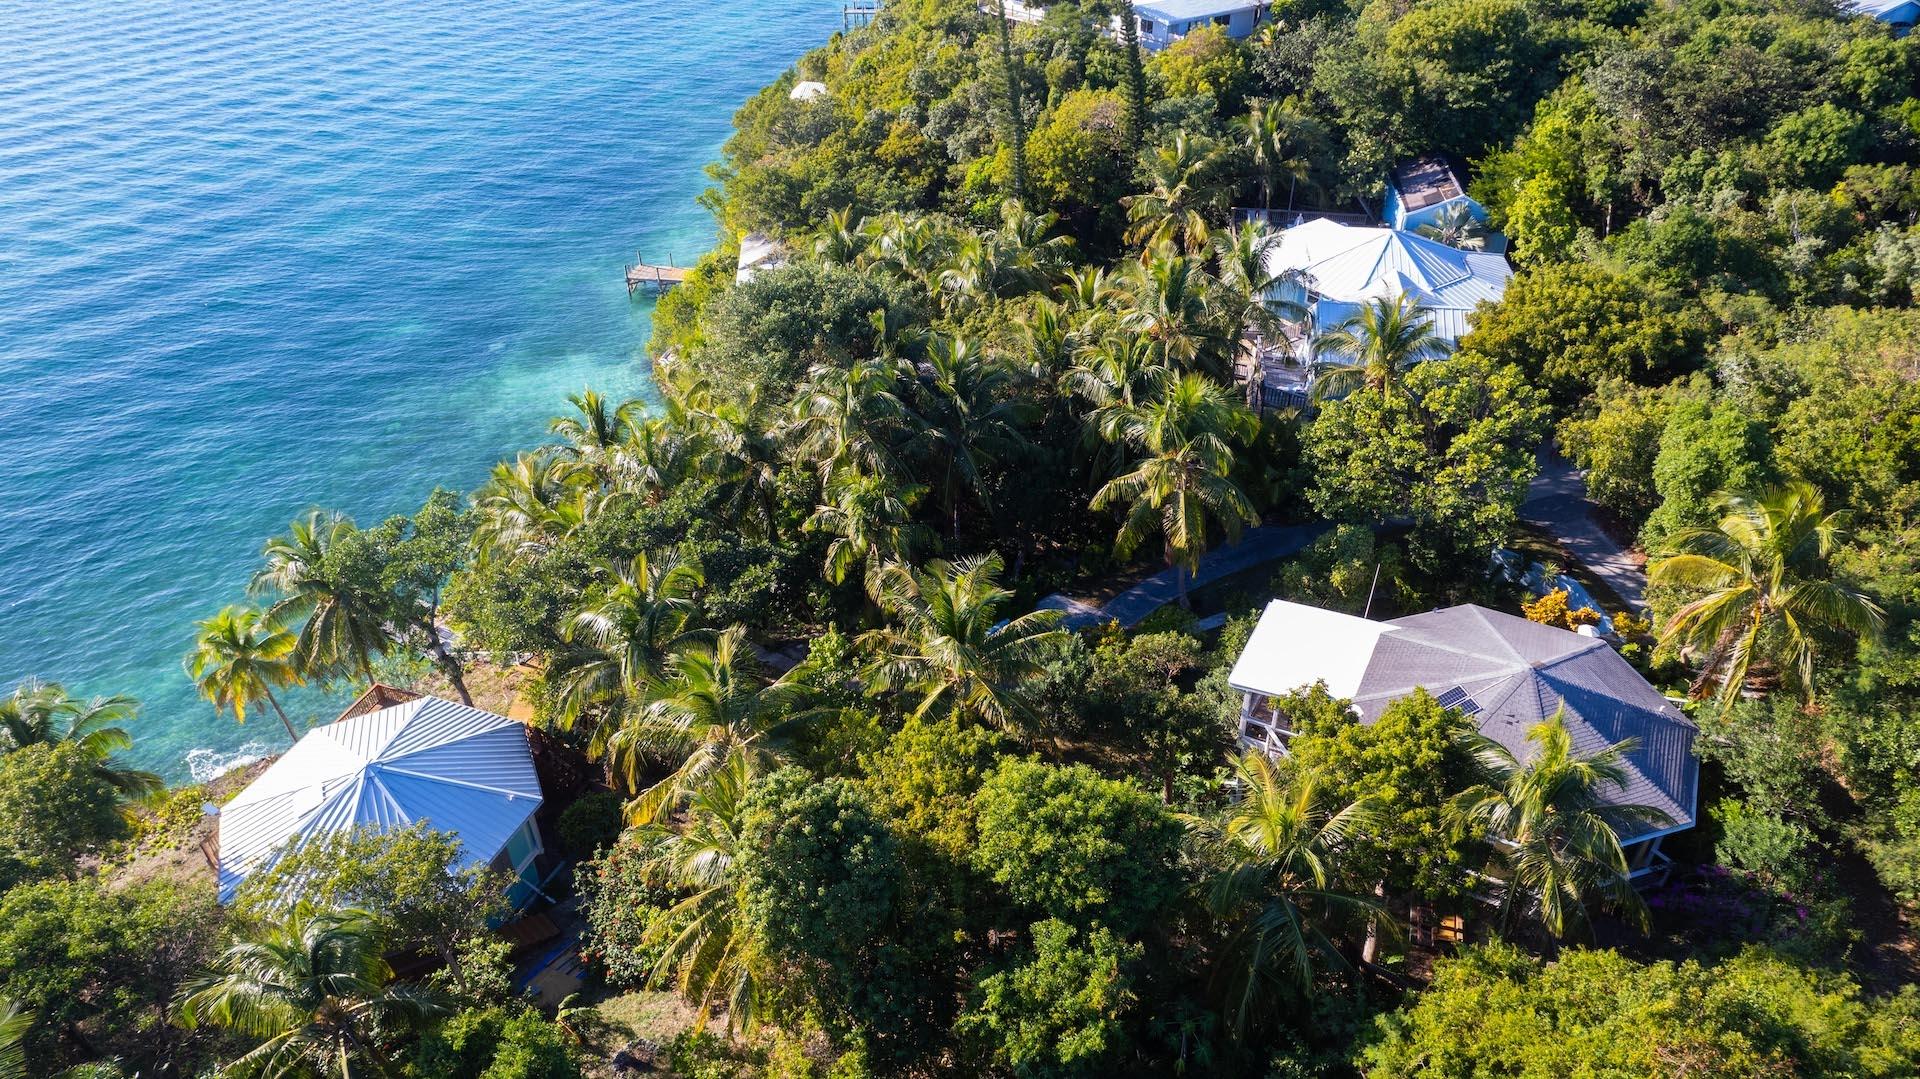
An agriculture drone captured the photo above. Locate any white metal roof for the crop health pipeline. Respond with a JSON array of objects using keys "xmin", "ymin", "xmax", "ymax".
[
  {"xmin": 1265, "ymin": 218, "xmax": 1511, "ymax": 342},
  {"xmin": 1228, "ymin": 599, "xmax": 1402, "ymax": 700},
  {"xmin": 216, "ymin": 696, "xmax": 543, "ymax": 902}
]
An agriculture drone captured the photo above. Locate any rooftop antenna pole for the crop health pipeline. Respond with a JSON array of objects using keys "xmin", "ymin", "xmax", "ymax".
[{"xmin": 1362, "ymin": 561, "xmax": 1382, "ymax": 619}]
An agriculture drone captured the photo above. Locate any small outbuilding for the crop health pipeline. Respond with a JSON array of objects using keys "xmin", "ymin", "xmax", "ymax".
[
  {"xmin": 736, "ymin": 232, "xmax": 787, "ymax": 285},
  {"xmin": 215, "ymin": 692, "xmax": 547, "ymax": 906},
  {"xmin": 1129, "ymin": 1, "xmax": 1271, "ymax": 50},
  {"xmin": 1383, "ymin": 155, "xmax": 1489, "ymax": 235},
  {"xmin": 1228, "ymin": 600, "xmax": 1698, "ymax": 883}
]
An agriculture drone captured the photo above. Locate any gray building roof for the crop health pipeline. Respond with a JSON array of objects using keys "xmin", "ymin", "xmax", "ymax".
[{"xmin": 1236, "ymin": 601, "xmax": 1697, "ymax": 842}]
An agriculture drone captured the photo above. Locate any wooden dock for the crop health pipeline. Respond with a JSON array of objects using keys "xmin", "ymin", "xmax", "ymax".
[{"xmin": 625, "ymin": 258, "xmax": 690, "ymax": 294}]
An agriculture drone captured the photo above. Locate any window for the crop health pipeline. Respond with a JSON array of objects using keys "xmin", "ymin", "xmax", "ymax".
[
  {"xmin": 1139, "ymin": 16, "xmax": 1153, "ymax": 32},
  {"xmin": 1214, "ymin": 13, "xmax": 1230, "ymax": 25},
  {"xmin": 505, "ymin": 820, "xmax": 540, "ymax": 870}
]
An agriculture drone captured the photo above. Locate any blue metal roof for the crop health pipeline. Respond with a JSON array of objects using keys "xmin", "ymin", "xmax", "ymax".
[
  {"xmin": 216, "ymin": 696, "xmax": 543, "ymax": 901},
  {"xmin": 1136, "ymin": 0, "xmax": 1264, "ymax": 21}
]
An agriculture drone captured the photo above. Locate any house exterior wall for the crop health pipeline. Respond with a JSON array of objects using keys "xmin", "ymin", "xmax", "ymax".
[
  {"xmin": 1237, "ymin": 692, "xmax": 1295, "ymax": 755},
  {"xmin": 492, "ymin": 817, "xmax": 547, "ymax": 910},
  {"xmin": 1880, "ymin": 0, "xmax": 1919, "ymax": 30},
  {"xmin": 1386, "ymin": 190, "xmax": 1490, "ymax": 233},
  {"xmin": 1133, "ymin": 4, "xmax": 1267, "ymax": 50}
]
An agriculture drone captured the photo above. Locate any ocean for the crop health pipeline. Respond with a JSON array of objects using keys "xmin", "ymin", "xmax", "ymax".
[{"xmin": 0, "ymin": 0, "xmax": 842, "ymax": 781}]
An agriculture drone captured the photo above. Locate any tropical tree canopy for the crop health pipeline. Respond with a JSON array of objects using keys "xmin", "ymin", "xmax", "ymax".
[
  {"xmin": 1652, "ymin": 481, "xmax": 1884, "ymax": 706},
  {"xmin": 1448, "ymin": 709, "xmax": 1671, "ymax": 940},
  {"xmin": 862, "ymin": 554, "xmax": 1066, "ymax": 735},
  {"xmin": 1180, "ymin": 751, "xmax": 1382, "ymax": 1036},
  {"xmin": 179, "ymin": 904, "xmax": 449, "ymax": 1079}
]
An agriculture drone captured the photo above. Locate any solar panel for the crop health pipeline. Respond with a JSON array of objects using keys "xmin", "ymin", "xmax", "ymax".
[{"xmin": 1434, "ymin": 686, "xmax": 1481, "ymax": 716}]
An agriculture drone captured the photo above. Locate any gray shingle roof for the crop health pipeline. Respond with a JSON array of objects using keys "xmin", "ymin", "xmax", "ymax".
[{"xmin": 1349, "ymin": 605, "xmax": 1696, "ymax": 841}]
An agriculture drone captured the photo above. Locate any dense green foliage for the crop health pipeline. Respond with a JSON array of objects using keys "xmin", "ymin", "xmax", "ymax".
[
  {"xmin": 1360, "ymin": 945, "xmax": 1920, "ymax": 1077},
  {"xmin": 17, "ymin": 0, "xmax": 1920, "ymax": 1073}
]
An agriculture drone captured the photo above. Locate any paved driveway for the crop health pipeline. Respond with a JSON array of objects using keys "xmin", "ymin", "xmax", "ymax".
[
  {"xmin": 1522, "ymin": 448, "xmax": 1647, "ymax": 610},
  {"xmin": 1037, "ymin": 523, "xmax": 1329, "ymax": 630}
]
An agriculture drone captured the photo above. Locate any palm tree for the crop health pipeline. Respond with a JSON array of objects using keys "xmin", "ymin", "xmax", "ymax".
[
  {"xmin": 990, "ymin": 198, "xmax": 1074, "ymax": 289},
  {"xmin": 1309, "ymin": 293, "xmax": 1451, "ymax": 401},
  {"xmin": 684, "ymin": 391, "xmax": 783, "ymax": 541},
  {"xmin": 1211, "ymin": 220, "xmax": 1306, "ymax": 346},
  {"xmin": 805, "ymin": 469, "xmax": 930, "ymax": 594},
  {"xmin": 1651, "ymin": 481, "xmax": 1884, "ymax": 706},
  {"xmin": 1448, "ymin": 709, "xmax": 1671, "ymax": 940},
  {"xmin": 179, "ymin": 905, "xmax": 448, "ymax": 1079},
  {"xmin": 814, "ymin": 206, "xmax": 868, "ymax": 265},
  {"xmin": 1415, "ymin": 202, "xmax": 1489, "ymax": 251},
  {"xmin": 1118, "ymin": 252, "xmax": 1229, "ymax": 375},
  {"xmin": 937, "ymin": 232, "xmax": 1006, "ymax": 317},
  {"xmin": 187, "ymin": 604, "xmax": 304, "ymax": 742},
  {"xmin": 0, "ymin": 680, "xmax": 163, "ymax": 802},
  {"xmin": 1180, "ymin": 752, "xmax": 1383, "ymax": 1036},
  {"xmin": 1013, "ymin": 298, "xmax": 1077, "ymax": 385},
  {"xmin": 1236, "ymin": 98, "xmax": 1314, "ymax": 213},
  {"xmin": 1091, "ymin": 372, "xmax": 1260, "ymax": 606},
  {"xmin": 866, "ymin": 212, "xmax": 954, "ymax": 295},
  {"xmin": 783, "ymin": 359, "xmax": 917, "ymax": 482},
  {"xmin": 1062, "ymin": 335, "xmax": 1168, "ymax": 488},
  {"xmin": 1064, "ymin": 334, "xmax": 1164, "ymax": 418},
  {"xmin": 549, "ymin": 389, "xmax": 639, "ymax": 485},
  {"xmin": 0, "ymin": 999, "xmax": 29, "ymax": 1079},
  {"xmin": 472, "ymin": 450, "xmax": 593, "ymax": 561},
  {"xmin": 250, "ymin": 510, "xmax": 394, "ymax": 683},
  {"xmin": 1057, "ymin": 265, "xmax": 1122, "ymax": 315},
  {"xmin": 1125, "ymin": 133, "xmax": 1225, "ymax": 255},
  {"xmin": 549, "ymin": 552, "xmax": 705, "ymax": 734},
  {"xmin": 861, "ymin": 554, "xmax": 1066, "ymax": 734},
  {"xmin": 912, "ymin": 335, "xmax": 1033, "ymax": 537},
  {"xmin": 607, "ymin": 626, "xmax": 812, "ymax": 825},
  {"xmin": 620, "ymin": 412, "xmax": 692, "ymax": 501},
  {"xmin": 640, "ymin": 754, "xmax": 762, "ymax": 1032}
]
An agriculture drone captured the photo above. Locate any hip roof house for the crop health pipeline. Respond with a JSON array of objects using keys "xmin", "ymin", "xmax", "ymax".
[
  {"xmin": 1130, "ymin": 1, "xmax": 1272, "ymax": 50},
  {"xmin": 215, "ymin": 693, "xmax": 547, "ymax": 905},
  {"xmin": 1262, "ymin": 217, "xmax": 1512, "ymax": 348},
  {"xmin": 1228, "ymin": 599, "xmax": 1698, "ymax": 883}
]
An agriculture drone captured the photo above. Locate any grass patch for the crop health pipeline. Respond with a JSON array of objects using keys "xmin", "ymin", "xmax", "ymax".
[{"xmin": 571, "ymin": 991, "xmax": 698, "ymax": 1076}]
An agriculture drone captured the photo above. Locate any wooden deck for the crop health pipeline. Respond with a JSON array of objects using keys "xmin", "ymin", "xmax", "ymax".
[{"xmin": 625, "ymin": 260, "xmax": 689, "ymax": 293}]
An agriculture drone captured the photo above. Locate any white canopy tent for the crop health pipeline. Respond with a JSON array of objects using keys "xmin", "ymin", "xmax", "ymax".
[{"xmin": 215, "ymin": 695, "xmax": 544, "ymax": 903}]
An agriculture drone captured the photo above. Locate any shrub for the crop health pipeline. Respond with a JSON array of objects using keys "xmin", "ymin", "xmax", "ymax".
[
  {"xmin": 970, "ymin": 759, "xmax": 1184, "ymax": 935},
  {"xmin": 577, "ymin": 832, "xmax": 687, "ymax": 989},
  {"xmin": 556, "ymin": 791, "xmax": 624, "ymax": 858},
  {"xmin": 955, "ymin": 919, "xmax": 1141, "ymax": 1076},
  {"xmin": 1358, "ymin": 944, "xmax": 1920, "ymax": 1076},
  {"xmin": 406, "ymin": 1007, "xmax": 583, "ymax": 1079}
]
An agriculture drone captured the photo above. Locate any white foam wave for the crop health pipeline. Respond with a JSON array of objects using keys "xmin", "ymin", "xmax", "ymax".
[{"xmin": 184, "ymin": 742, "xmax": 273, "ymax": 785}]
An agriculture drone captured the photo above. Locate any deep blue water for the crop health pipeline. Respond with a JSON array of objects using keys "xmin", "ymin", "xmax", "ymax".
[{"xmin": 0, "ymin": 0, "xmax": 839, "ymax": 780}]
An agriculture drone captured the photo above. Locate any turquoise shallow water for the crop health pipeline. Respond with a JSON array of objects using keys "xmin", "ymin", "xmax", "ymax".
[{"xmin": 0, "ymin": 0, "xmax": 838, "ymax": 780}]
